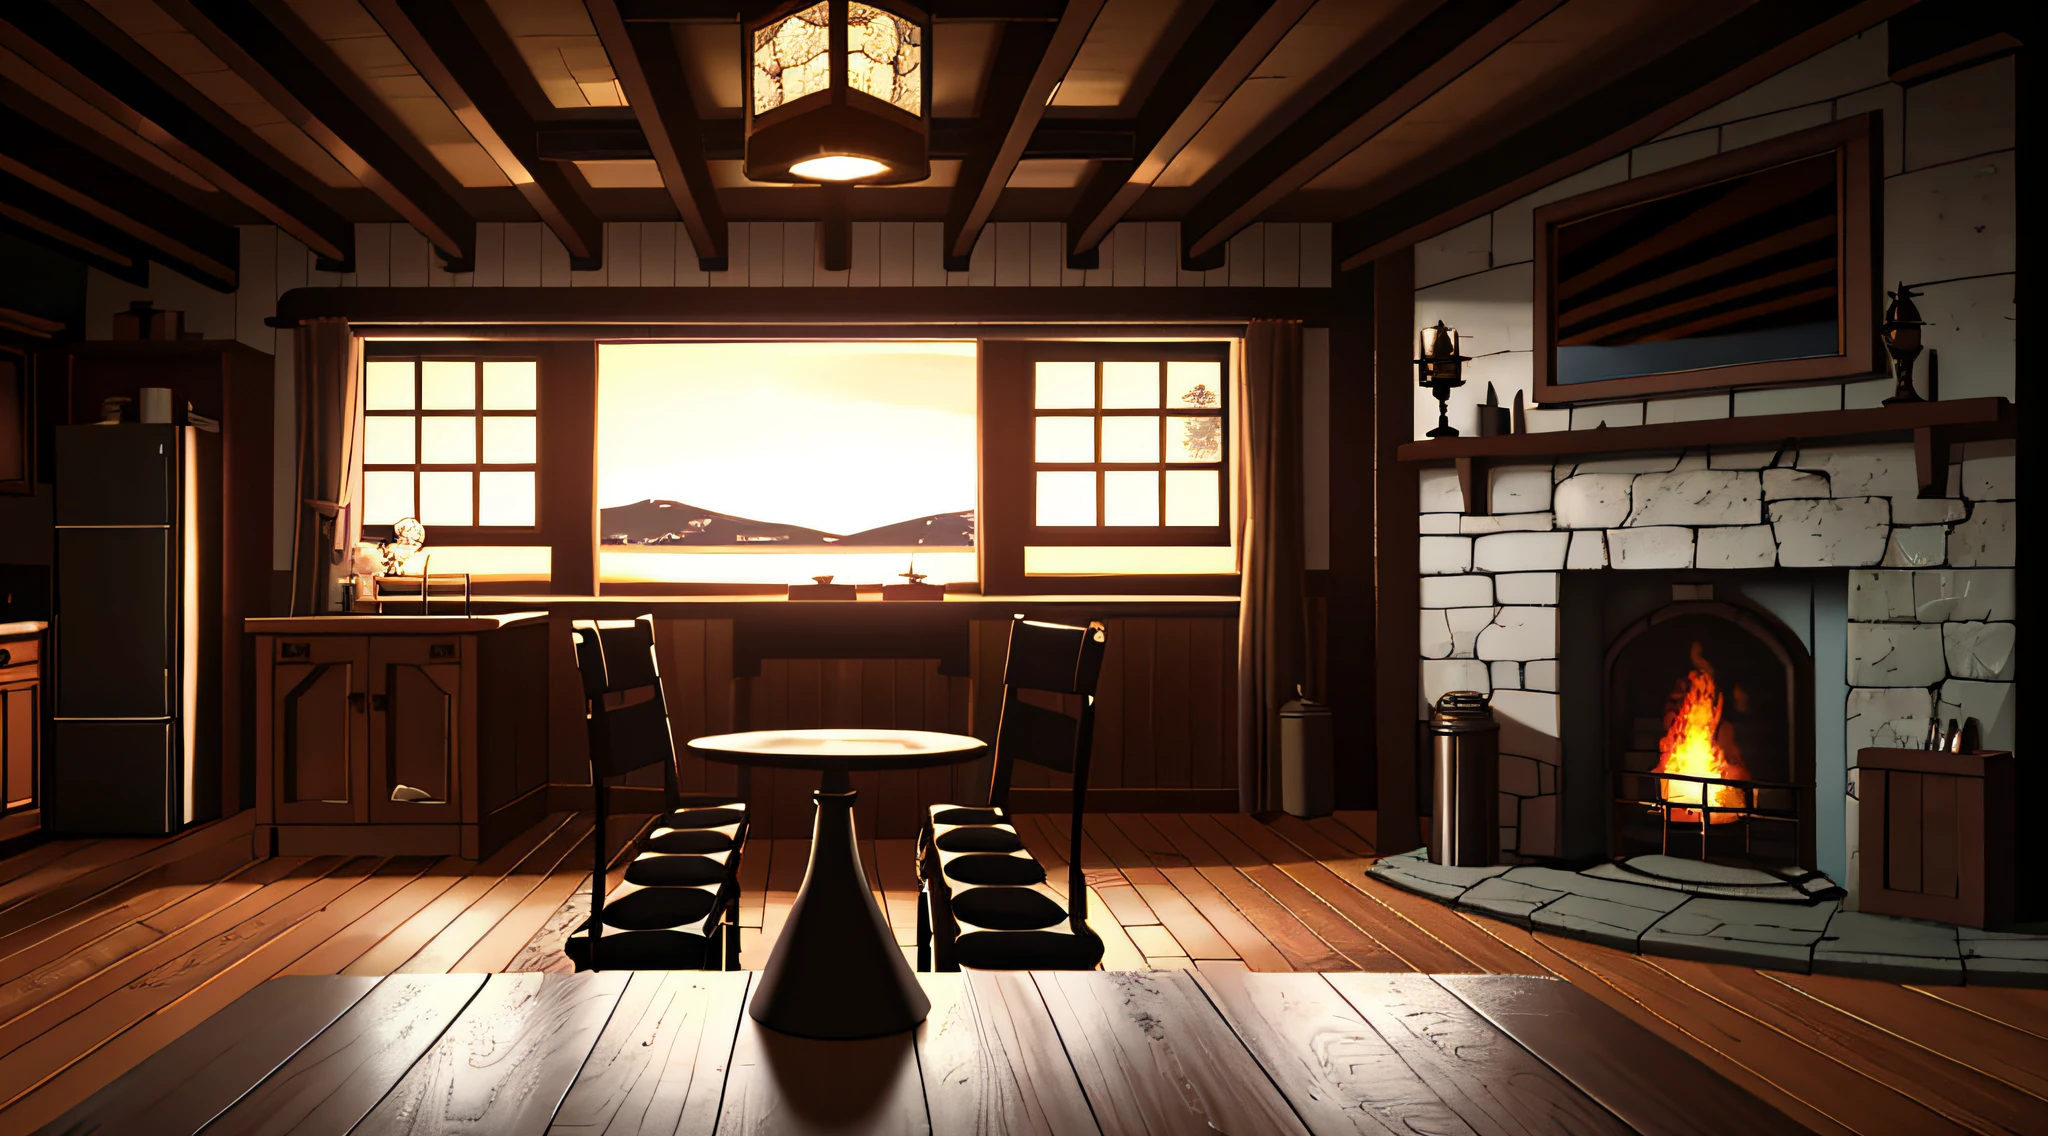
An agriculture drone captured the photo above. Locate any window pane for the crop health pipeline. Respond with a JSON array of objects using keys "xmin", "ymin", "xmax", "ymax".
[
  {"xmin": 479, "ymin": 472, "xmax": 535, "ymax": 526},
  {"xmin": 421, "ymin": 361, "xmax": 476, "ymax": 409},
  {"xmin": 418, "ymin": 471, "xmax": 473, "ymax": 526},
  {"xmin": 1033, "ymin": 361, "xmax": 1094, "ymax": 408},
  {"xmin": 1035, "ymin": 471, "xmax": 1096, "ymax": 525},
  {"xmin": 1170, "ymin": 360, "xmax": 1225, "ymax": 407},
  {"xmin": 363, "ymin": 471, "xmax": 414, "ymax": 525},
  {"xmin": 1166, "ymin": 469, "xmax": 1220, "ymax": 526},
  {"xmin": 365, "ymin": 361, "xmax": 415, "ymax": 410},
  {"xmin": 1168, "ymin": 415, "xmax": 1223, "ymax": 463},
  {"xmin": 1034, "ymin": 416, "xmax": 1094, "ymax": 462},
  {"xmin": 483, "ymin": 416, "xmax": 536, "ymax": 464},
  {"xmin": 1104, "ymin": 470, "xmax": 1159, "ymax": 526},
  {"xmin": 420, "ymin": 416, "xmax": 477, "ymax": 464},
  {"xmin": 483, "ymin": 361, "xmax": 537, "ymax": 409},
  {"xmin": 363, "ymin": 416, "xmax": 415, "ymax": 465},
  {"xmin": 1100, "ymin": 416, "xmax": 1160, "ymax": 463},
  {"xmin": 1101, "ymin": 362, "xmax": 1160, "ymax": 408}
]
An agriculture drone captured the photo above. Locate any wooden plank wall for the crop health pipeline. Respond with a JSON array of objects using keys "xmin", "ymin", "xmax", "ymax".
[{"xmin": 577, "ymin": 617, "xmax": 1237, "ymax": 838}]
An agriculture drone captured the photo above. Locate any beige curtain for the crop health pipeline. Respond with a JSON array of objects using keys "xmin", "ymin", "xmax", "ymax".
[
  {"xmin": 290, "ymin": 318, "xmax": 362, "ymax": 614},
  {"xmin": 1236, "ymin": 319, "xmax": 1306, "ymax": 812}
]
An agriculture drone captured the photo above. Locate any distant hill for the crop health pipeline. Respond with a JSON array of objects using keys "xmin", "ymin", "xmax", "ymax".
[
  {"xmin": 599, "ymin": 500, "xmax": 838, "ymax": 545},
  {"xmin": 834, "ymin": 511, "xmax": 974, "ymax": 546},
  {"xmin": 601, "ymin": 500, "xmax": 976, "ymax": 547}
]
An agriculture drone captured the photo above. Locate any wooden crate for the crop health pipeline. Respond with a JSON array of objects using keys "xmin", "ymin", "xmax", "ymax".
[{"xmin": 1854, "ymin": 747, "xmax": 2030, "ymax": 929}]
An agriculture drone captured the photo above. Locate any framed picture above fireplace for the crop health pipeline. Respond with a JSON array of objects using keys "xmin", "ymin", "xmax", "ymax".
[{"xmin": 1532, "ymin": 113, "xmax": 1883, "ymax": 405}]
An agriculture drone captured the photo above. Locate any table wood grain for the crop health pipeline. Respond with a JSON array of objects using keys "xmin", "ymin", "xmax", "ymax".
[{"xmin": 36, "ymin": 969, "xmax": 1820, "ymax": 1135}]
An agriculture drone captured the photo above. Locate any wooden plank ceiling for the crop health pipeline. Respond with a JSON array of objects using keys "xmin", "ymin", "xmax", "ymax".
[{"xmin": 0, "ymin": 0, "xmax": 1911, "ymax": 289}]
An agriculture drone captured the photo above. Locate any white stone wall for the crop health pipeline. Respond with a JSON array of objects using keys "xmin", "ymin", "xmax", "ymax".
[
  {"xmin": 1409, "ymin": 28, "xmax": 2018, "ymax": 882},
  {"xmin": 1412, "ymin": 31, "xmax": 2016, "ymax": 437}
]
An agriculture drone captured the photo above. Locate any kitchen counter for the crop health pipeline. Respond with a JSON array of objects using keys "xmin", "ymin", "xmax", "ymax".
[{"xmin": 244, "ymin": 612, "xmax": 547, "ymax": 635}]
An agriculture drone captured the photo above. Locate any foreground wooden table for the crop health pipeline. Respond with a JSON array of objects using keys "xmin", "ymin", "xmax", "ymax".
[{"xmin": 38, "ymin": 969, "xmax": 1805, "ymax": 1135}]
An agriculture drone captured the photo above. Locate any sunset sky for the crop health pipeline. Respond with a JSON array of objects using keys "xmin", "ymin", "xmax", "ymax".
[{"xmin": 596, "ymin": 341, "xmax": 977, "ymax": 537}]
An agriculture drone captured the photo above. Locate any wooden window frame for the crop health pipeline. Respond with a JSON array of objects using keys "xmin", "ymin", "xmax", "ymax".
[
  {"xmin": 360, "ymin": 356, "xmax": 540, "ymax": 541},
  {"xmin": 361, "ymin": 341, "xmax": 595, "ymax": 595},
  {"xmin": 1531, "ymin": 113, "xmax": 1882, "ymax": 405},
  {"xmin": 981, "ymin": 339, "xmax": 1240, "ymax": 596}
]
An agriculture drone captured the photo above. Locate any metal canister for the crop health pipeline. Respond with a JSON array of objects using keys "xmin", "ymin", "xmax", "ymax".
[
  {"xmin": 1280, "ymin": 689, "xmax": 1333, "ymax": 818},
  {"xmin": 1428, "ymin": 690, "xmax": 1499, "ymax": 866}
]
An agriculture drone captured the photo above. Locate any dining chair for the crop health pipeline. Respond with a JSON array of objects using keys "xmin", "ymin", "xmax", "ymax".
[
  {"xmin": 564, "ymin": 616, "xmax": 747, "ymax": 971},
  {"xmin": 917, "ymin": 617, "xmax": 1107, "ymax": 971}
]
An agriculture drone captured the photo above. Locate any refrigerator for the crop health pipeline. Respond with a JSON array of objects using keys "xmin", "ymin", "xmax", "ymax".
[{"xmin": 48, "ymin": 424, "xmax": 221, "ymax": 835}]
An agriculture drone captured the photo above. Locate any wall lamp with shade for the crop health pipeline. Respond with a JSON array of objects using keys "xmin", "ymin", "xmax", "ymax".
[{"xmin": 743, "ymin": 1, "xmax": 931, "ymax": 185}]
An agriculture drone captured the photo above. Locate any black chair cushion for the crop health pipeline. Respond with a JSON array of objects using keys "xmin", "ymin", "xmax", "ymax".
[
  {"xmin": 599, "ymin": 880, "xmax": 722, "ymax": 931},
  {"xmin": 942, "ymin": 852, "xmax": 1047, "ymax": 887},
  {"xmin": 949, "ymin": 885, "xmax": 1069, "ymax": 931},
  {"xmin": 934, "ymin": 826, "xmax": 1024, "ymax": 854},
  {"xmin": 566, "ymin": 926, "xmax": 716, "ymax": 970},
  {"xmin": 662, "ymin": 806, "xmax": 747, "ymax": 830},
  {"xmin": 645, "ymin": 825, "xmax": 739, "ymax": 854},
  {"xmin": 624, "ymin": 851, "xmax": 734, "ymax": 887},
  {"xmin": 955, "ymin": 927, "xmax": 1105, "ymax": 971},
  {"xmin": 930, "ymin": 805, "xmax": 1005, "ymax": 826}
]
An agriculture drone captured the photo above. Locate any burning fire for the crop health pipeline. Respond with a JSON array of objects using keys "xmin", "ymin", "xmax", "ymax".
[{"xmin": 1654, "ymin": 643, "xmax": 1752, "ymax": 824}]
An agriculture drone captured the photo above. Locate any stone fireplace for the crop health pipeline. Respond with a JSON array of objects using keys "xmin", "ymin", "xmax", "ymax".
[
  {"xmin": 1595, "ymin": 580, "xmax": 1815, "ymax": 870},
  {"xmin": 1419, "ymin": 438, "xmax": 2016, "ymax": 904}
]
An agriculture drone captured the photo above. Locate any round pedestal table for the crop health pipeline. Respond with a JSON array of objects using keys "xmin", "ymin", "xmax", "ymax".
[{"xmin": 685, "ymin": 728, "xmax": 988, "ymax": 1039}]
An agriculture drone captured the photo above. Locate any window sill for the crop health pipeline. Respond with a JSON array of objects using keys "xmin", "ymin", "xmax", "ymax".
[{"xmin": 428, "ymin": 592, "xmax": 1241, "ymax": 618}]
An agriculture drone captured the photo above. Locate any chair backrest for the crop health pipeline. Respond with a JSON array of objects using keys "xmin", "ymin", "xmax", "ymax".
[
  {"xmin": 986, "ymin": 618, "xmax": 1106, "ymax": 931},
  {"xmin": 571, "ymin": 616, "xmax": 677, "ymax": 787}
]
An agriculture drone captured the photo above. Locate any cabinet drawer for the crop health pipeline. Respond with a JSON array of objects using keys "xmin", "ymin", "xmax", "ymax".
[{"xmin": 0, "ymin": 637, "xmax": 40, "ymax": 668}]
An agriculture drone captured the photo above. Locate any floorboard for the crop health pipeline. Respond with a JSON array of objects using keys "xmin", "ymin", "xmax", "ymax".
[
  {"xmin": 549, "ymin": 970, "xmax": 748, "ymax": 1136},
  {"xmin": 917, "ymin": 971, "xmax": 1099, "ymax": 1136}
]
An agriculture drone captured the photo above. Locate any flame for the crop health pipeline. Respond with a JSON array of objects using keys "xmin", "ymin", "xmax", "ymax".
[{"xmin": 1653, "ymin": 643, "xmax": 1751, "ymax": 824}]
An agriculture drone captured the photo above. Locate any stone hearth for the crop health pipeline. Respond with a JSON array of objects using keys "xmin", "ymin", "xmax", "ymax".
[
  {"xmin": 1418, "ymin": 437, "xmax": 2016, "ymax": 903},
  {"xmin": 1370, "ymin": 849, "xmax": 2048, "ymax": 986}
]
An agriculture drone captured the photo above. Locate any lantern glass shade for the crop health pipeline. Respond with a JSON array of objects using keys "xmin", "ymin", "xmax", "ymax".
[
  {"xmin": 847, "ymin": 3, "xmax": 922, "ymax": 116},
  {"xmin": 1420, "ymin": 322, "xmax": 1458, "ymax": 359},
  {"xmin": 743, "ymin": 0, "xmax": 931, "ymax": 184},
  {"xmin": 752, "ymin": 4, "xmax": 832, "ymax": 116}
]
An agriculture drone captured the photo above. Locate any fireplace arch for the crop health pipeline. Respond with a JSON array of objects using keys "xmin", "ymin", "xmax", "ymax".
[{"xmin": 1605, "ymin": 598, "xmax": 1815, "ymax": 867}]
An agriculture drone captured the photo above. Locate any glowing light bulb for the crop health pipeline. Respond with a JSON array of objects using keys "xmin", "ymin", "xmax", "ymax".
[{"xmin": 790, "ymin": 154, "xmax": 889, "ymax": 181}]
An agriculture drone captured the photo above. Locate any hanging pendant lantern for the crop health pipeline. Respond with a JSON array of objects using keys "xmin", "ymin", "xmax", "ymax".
[{"xmin": 743, "ymin": 1, "xmax": 930, "ymax": 184}]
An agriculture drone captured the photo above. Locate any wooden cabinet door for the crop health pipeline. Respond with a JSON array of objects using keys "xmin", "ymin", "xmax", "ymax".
[
  {"xmin": 273, "ymin": 638, "xmax": 369, "ymax": 824},
  {"xmin": 2, "ymin": 680, "xmax": 37, "ymax": 813},
  {"xmin": 369, "ymin": 637, "xmax": 465, "ymax": 825}
]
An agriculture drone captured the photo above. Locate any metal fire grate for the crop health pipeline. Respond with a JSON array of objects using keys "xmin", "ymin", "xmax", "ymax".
[{"xmin": 1613, "ymin": 769, "xmax": 1804, "ymax": 862}]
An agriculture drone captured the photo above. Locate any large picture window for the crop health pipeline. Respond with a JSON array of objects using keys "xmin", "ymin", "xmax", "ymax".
[{"xmin": 596, "ymin": 341, "xmax": 977, "ymax": 585}]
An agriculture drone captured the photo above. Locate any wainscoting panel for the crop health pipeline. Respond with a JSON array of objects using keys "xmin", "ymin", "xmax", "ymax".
[{"xmin": 618, "ymin": 616, "xmax": 1238, "ymax": 837}]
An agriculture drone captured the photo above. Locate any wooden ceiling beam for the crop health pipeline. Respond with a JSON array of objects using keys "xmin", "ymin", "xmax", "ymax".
[
  {"xmin": 614, "ymin": 2, "xmax": 1067, "ymax": 21},
  {"xmin": 362, "ymin": 0, "xmax": 605, "ymax": 269},
  {"xmin": 0, "ymin": 197, "xmax": 149, "ymax": 285},
  {"xmin": 1063, "ymin": 0, "xmax": 1314, "ymax": 267},
  {"xmin": 1333, "ymin": 0, "xmax": 1917, "ymax": 271},
  {"xmin": 534, "ymin": 117, "xmax": 1136, "ymax": 163},
  {"xmin": 1179, "ymin": 0, "xmax": 1560, "ymax": 268},
  {"xmin": 0, "ymin": 103, "xmax": 238, "ymax": 288},
  {"xmin": 0, "ymin": 171, "xmax": 172, "ymax": 287},
  {"xmin": 585, "ymin": 0, "xmax": 727, "ymax": 269},
  {"xmin": 942, "ymin": 0, "xmax": 1105, "ymax": 270},
  {"xmin": 157, "ymin": 0, "xmax": 476, "ymax": 268},
  {"xmin": 0, "ymin": 0, "xmax": 353, "ymax": 266}
]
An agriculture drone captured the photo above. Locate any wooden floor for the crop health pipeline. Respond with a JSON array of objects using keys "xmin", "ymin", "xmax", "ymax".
[{"xmin": 2, "ymin": 809, "xmax": 2046, "ymax": 1133}]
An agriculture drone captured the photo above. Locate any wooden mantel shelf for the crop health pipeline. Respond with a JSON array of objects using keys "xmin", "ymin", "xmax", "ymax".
[{"xmin": 1396, "ymin": 397, "xmax": 2014, "ymax": 515}]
